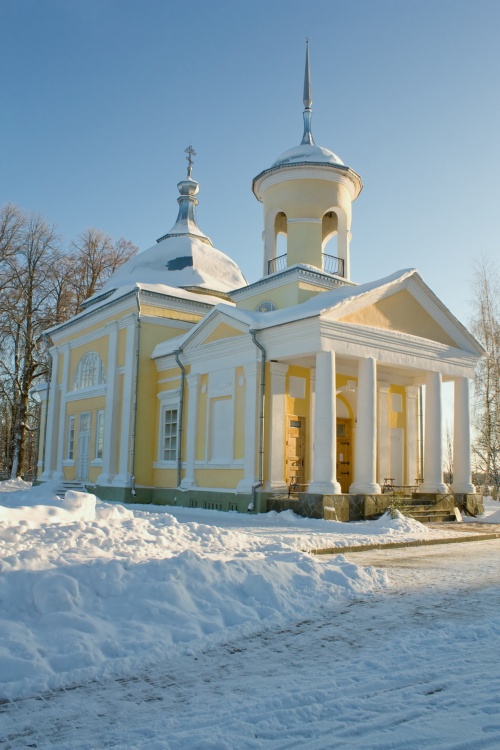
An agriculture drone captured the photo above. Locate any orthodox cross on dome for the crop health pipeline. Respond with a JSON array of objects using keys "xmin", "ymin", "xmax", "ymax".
[
  {"xmin": 185, "ymin": 145, "xmax": 196, "ymax": 178},
  {"xmin": 301, "ymin": 38, "xmax": 315, "ymax": 146}
]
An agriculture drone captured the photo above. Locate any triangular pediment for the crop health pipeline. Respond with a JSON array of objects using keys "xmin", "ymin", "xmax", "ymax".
[
  {"xmin": 203, "ymin": 321, "xmax": 246, "ymax": 344},
  {"xmin": 338, "ymin": 289, "xmax": 459, "ymax": 347}
]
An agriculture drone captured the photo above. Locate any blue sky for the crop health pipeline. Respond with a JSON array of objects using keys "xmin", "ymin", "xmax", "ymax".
[{"xmin": 1, "ymin": 0, "xmax": 499, "ymax": 324}]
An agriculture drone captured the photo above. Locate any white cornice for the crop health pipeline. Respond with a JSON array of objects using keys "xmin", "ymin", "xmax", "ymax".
[
  {"xmin": 231, "ymin": 266, "xmax": 352, "ymax": 301},
  {"xmin": 48, "ymin": 295, "xmax": 137, "ymax": 344},
  {"xmin": 65, "ymin": 385, "xmax": 107, "ymax": 402}
]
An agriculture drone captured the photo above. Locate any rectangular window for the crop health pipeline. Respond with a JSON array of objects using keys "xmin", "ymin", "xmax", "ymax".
[
  {"xmin": 162, "ymin": 408, "xmax": 178, "ymax": 461},
  {"xmin": 95, "ymin": 410, "xmax": 105, "ymax": 460},
  {"xmin": 67, "ymin": 416, "xmax": 75, "ymax": 460}
]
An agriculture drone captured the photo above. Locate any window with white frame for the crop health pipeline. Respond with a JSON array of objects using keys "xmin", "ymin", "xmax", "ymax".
[
  {"xmin": 72, "ymin": 352, "xmax": 106, "ymax": 390},
  {"xmin": 67, "ymin": 415, "xmax": 75, "ymax": 460},
  {"xmin": 95, "ymin": 410, "xmax": 105, "ymax": 460},
  {"xmin": 162, "ymin": 407, "xmax": 179, "ymax": 462}
]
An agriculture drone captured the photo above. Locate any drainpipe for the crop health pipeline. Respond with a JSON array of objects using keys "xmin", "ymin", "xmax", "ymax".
[
  {"xmin": 174, "ymin": 347, "xmax": 186, "ymax": 488},
  {"xmin": 130, "ymin": 289, "xmax": 141, "ymax": 497},
  {"xmin": 249, "ymin": 329, "xmax": 266, "ymax": 511}
]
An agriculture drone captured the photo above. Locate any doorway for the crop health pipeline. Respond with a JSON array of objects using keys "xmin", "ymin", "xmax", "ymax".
[
  {"xmin": 285, "ymin": 415, "xmax": 306, "ymax": 488},
  {"xmin": 336, "ymin": 418, "xmax": 352, "ymax": 493}
]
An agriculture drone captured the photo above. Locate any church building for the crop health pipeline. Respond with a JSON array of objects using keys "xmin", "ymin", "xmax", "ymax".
[{"xmin": 37, "ymin": 47, "xmax": 483, "ymax": 520}]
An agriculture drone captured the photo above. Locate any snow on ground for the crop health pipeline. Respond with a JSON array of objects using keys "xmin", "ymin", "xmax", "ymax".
[
  {"xmin": 466, "ymin": 494, "xmax": 500, "ymax": 523},
  {"xmin": 0, "ymin": 480, "xmax": 473, "ymax": 702}
]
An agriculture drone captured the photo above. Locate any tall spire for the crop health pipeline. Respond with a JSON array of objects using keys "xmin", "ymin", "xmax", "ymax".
[{"xmin": 301, "ymin": 38, "xmax": 314, "ymax": 146}]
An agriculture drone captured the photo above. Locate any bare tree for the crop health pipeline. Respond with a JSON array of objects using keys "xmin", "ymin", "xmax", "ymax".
[
  {"xmin": 0, "ymin": 205, "xmax": 139, "ymax": 478},
  {"xmin": 66, "ymin": 228, "xmax": 137, "ymax": 312},
  {"xmin": 471, "ymin": 257, "xmax": 500, "ymax": 489},
  {"xmin": 0, "ymin": 212, "xmax": 61, "ymax": 477}
]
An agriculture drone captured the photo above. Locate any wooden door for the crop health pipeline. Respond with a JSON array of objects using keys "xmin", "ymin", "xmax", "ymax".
[
  {"xmin": 285, "ymin": 415, "xmax": 306, "ymax": 489},
  {"xmin": 336, "ymin": 418, "xmax": 352, "ymax": 493}
]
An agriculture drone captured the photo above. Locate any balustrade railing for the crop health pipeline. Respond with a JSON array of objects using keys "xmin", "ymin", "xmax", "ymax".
[{"xmin": 267, "ymin": 252, "xmax": 345, "ymax": 277}]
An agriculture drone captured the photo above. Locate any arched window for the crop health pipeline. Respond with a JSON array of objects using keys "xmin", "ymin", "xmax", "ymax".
[
  {"xmin": 72, "ymin": 352, "xmax": 106, "ymax": 390},
  {"xmin": 255, "ymin": 300, "xmax": 277, "ymax": 313}
]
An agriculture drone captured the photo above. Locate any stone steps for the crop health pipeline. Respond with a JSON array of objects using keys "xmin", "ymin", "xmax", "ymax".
[{"xmin": 54, "ymin": 480, "xmax": 89, "ymax": 497}]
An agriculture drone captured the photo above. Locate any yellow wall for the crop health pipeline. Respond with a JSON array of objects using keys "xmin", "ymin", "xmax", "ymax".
[
  {"xmin": 204, "ymin": 322, "xmax": 245, "ymax": 344},
  {"xmin": 340, "ymin": 290, "xmax": 458, "ymax": 347},
  {"xmin": 195, "ymin": 468, "xmax": 243, "ymax": 489},
  {"xmin": 135, "ymin": 322, "xmax": 190, "ymax": 487}
]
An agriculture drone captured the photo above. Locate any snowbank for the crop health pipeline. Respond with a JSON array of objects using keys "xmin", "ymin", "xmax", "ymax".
[{"xmin": 0, "ymin": 481, "xmax": 467, "ymax": 701}]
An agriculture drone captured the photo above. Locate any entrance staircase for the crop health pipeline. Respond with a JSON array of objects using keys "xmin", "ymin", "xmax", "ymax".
[
  {"xmin": 54, "ymin": 480, "xmax": 89, "ymax": 497},
  {"xmin": 387, "ymin": 492, "xmax": 457, "ymax": 523}
]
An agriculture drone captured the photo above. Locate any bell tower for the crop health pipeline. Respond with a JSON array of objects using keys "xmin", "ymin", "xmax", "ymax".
[{"xmin": 252, "ymin": 42, "xmax": 362, "ymax": 282}]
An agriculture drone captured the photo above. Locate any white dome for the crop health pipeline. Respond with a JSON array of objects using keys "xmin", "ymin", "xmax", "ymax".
[
  {"xmin": 101, "ymin": 234, "xmax": 247, "ymax": 295},
  {"xmin": 272, "ymin": 142, "xmax": 344, "ymax": 168}
]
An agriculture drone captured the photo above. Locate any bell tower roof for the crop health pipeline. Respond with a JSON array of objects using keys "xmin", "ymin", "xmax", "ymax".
[{"xmin": 252, "ymin": 43, "xmax": 361, "ymax": 201}]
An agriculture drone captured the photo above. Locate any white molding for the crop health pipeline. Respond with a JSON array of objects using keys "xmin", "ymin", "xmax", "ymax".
[
  {"xmin": 287, "ymin": 217, "xmax": 322, "ymax": 224},
  {"xmin": 49, "ymin": 294, "xmax": 138, "ymax": 344},
  {"xmin": 153, "ymin": 460, "xmax": 178, "ymax": 470},
  {"xmin": 65, "ymin": 385, "xmax": 107, "ymax": 402},
  {"xmin": 157, "ymin": 388, "xmax": 181, "ymax": 402},
  {"xmin": 62, "ymin": 459, "xmax": 75, "ymax": 467},
  {"xmin": 231, "ymin": 266, "xmax": 352, "ymax": 301}
]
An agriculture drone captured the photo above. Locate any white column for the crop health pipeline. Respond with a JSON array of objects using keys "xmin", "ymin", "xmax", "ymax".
[
  {"xmin": 180, "ymin": 373, "xmax": 199, "ymax": 489},
  {"xmin": 377, "ymin": 384, "xmax": 390, "ymax": 484},
  {"xmin": 308, "ymin": 368, "xmax": 316, "ymax": 484},
  {"xmin": 419, "ymin": 371, "xmax": 447, "ymax": 493},
  {"xmin": 113, "ymin": 318, "xmax": 136, "ymax": 487},
  {"xmin": 452, "ymin": 377, "xmax": 476, "ymax": 493},
  {"xmin": 308, "ymin": 351, "xmax": 341, "ymax": 494},
  {"xmin": 350, "ymin": 357, "xmax": 381, "ymax": 494},
  {"xmin": 39, "ymin": 346, "xmax": 59, "ymax": 480},
  {"xmin": 97, "ymin": 321, "xmax": 119, "ymax": 485},
  {"xmin": 405, "ymin": 386, "xmax": 419, "ymax": 485},
  {"xmin": 267, "ymin": 362, "xmax": 289, "ymax": 490},
  {"xmin": 53, "ymin": 343, "xmax": 70, "ymax": 481},
  {"xmin": 237, "ymin": 361, "xmax": 259, "ymax": 493}
]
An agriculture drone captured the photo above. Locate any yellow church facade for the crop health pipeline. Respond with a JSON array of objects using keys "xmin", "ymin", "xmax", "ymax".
[{"xmin": 37, "ymin": 48, "xmax": 483, "ymax": 519}]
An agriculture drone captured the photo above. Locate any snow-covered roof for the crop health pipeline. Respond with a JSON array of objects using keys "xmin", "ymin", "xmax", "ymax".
[
  {"xmin": 151, "ymin": 269, "xmax": 484, "ymax": 359},
  {"xmin": 46, "ymin": 282, "xmax": 228, "ymax": 338},
  {"xmin": 272, "ymin": 142, "xmax": 344, "ymax": 168},
  {"xmin": 83, "ymin": 168, "xmax": 247, "ymax": 310},
  {"xmin": 91, "ymin": 236, "xmax": 246, "ymax": 300}
]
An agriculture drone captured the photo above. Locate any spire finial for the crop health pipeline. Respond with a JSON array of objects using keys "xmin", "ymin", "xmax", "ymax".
[
  {"xmin": 301, "ymin": 39, "xmax": 314, "ymax": 145},
  {"xmin": 185, "ymin": 145, "xmax": 196, "ymax": 178},
  {"xmin": 303, "ymin": 37, "xmax": 312, "ymax": 109}
]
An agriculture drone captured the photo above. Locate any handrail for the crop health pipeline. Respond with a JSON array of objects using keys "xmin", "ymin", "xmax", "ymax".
[{"xmin": 267, "ymin": 252, "xmax": 344, "ymax": 277}]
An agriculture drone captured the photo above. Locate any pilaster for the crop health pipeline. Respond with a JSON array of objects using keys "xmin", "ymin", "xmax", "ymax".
[{"xmin": 180, "ymin": 373, "xmax": 199, "ymax": 489}]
